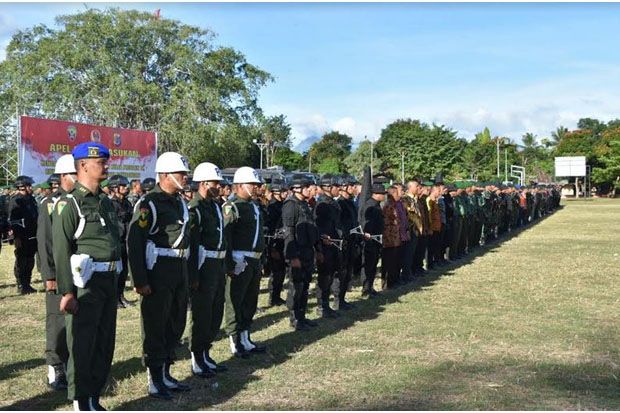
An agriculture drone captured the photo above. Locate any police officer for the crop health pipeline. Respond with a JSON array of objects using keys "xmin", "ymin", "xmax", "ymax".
[
  {"xmin": 223, "ymin": 167, "xmax": 267, "ymax": 358},
  {"xmin": 360, "ymin": 183, "xmax": 386, "ymax": 297},
  {"xmin": 314, "ymin": 175, "xmax": 343, "ymax": 318},
  {"xmin": 126, "ymin": 179, "xmax": 143, "ymax": 207},
  {"xmin": 127, "ymin": 152, "xmax": 192, "ymax": 400},
  {"xmin": 52, "ymin": 143, "xmax": 122, "ymax": 410},
  {"xmin": 282, "ymin": 177, "xmax": 320, "ymax": 331},
  {"xmin": 141, "ymin": 177, "xmax": 156, "ymax": 195},
  {"xmin": 8, "ymin": 175, "xmax": 38, "ymax": 294},
  {"xmin": 335, "ymin": 177, "xmax": 360, "ymax": 310},
  {"xmin": 266, "ymin": 182, "xmax": 287, "ymax": 307},
  {"xmin": 37, "ymin": 155, "xmax": 76, "ymax": 391},
  {"xmin": 108, "ymin": 174, "xmax": 134, "ymax": 308},
  {"xmin": 187, "ymin": 162, "xmax": 228, "ymax": 377}
]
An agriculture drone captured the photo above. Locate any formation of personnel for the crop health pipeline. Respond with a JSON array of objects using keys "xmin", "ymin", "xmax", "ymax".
[{"xmin": 0, "ymin": 142, "xmax": 562, "ymax": 411}]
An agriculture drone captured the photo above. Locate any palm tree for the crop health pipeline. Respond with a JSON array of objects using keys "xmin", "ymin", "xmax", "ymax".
[{"xmin": 550, "ymin": 126, "xmax": 568, "ymax": 147}]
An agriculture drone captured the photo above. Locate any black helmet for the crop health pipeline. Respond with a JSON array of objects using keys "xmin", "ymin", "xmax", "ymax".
[
  {"xmin": 290, "ymin": 176, "xmax": 311, "ymax": 188},
  {"xmin": 47, "ymin": 174, "xmax": 61, "ymax": 185},
  {"xmin": 342, "ymin": 175, "xmax": 359, "ymax": 186},
  {"xmin": 108, "ymin": 174, "xmax": 129, "ymax": 189},
  {"xmin": 141, "ymin": 177, "xmax": 156, "ymax": 192},
  {"xmin": 185, "ymin": 180, "xmax": 199, "ymax": 192},
  {"xmin": 14, "ymin": 175, "xmax": 34, "ymax": 188},
  {"xmin": 320, "ymin": 174, "xmax": 340, "ymax": 187}
]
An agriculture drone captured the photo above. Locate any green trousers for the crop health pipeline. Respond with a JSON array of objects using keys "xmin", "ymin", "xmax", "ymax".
[
  {"xmin": 190, "ymin": 258, "xmax": 226, "ymax": 353},
  {"xmin": 450, "ymin": 216, "xmax": 462, "ymax": 259},
  {"xmin": 140, "ymin": 257, "xmax": 188, "ymax": 369},
  {"xmin": 65, "ymin": 272, "xmax": 117, "ymax": 400},
  {"xmin": 46, "ymin": 291, "xmax": 68, "ymax": 366},
  {"xmin": 224, "ymin": 257, "xmax": 261, "ymax": 335}
]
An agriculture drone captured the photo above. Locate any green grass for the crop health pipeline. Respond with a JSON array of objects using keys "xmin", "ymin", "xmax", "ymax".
[{"xmin": 1, "ymin": 199, "xmax": 619, "ymax": 410}]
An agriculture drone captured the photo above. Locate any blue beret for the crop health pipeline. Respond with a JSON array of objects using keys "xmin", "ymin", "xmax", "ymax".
[{"xmin": 72, "ymin": 142, "xmax": 110, "ymax": 160}]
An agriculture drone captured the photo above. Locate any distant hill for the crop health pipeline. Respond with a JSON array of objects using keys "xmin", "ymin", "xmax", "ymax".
[{"xmin": 294, "ymin": 135, "xmax": 320, "ymax": 153}]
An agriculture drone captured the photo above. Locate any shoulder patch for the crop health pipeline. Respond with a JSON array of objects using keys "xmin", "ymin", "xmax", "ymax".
[
  {"xmin": 47, "ymin": 202, "xmax": 54, "ymax": 216},
  {"xmin": 138, "ymin": 207, "xmax": 149, "ymax": 228},
  {"xmin": 56, "ymin": 200, "xmax": 68, "ymax": 215}
]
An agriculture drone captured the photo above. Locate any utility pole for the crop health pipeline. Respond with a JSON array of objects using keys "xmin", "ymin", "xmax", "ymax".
[
  {"xmin": 252, "ymin": 138, "xmax": 268, "ymax": 170},
  {"xmin": 496, "ymin": 137, "xmax": 501, "ymax": 178},
  {"xmin": 504, "ymin": 147, "xmax": 508, "ymax": 183}
]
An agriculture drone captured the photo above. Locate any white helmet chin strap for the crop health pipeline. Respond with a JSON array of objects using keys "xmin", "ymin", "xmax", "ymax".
[
  {"xmin": 243, "ymin": 184, "xmax": 253, "ymax": 198},
  {"xmin": 68, "ymin": 175, "xmax": 76, "ymax": 184},
  {"xmin": 170, "ymin": 174, "xmax": 184, "ymax": 191}
]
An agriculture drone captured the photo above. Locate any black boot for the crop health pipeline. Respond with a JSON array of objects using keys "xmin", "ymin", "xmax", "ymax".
[
  {"xmin": 48, "ymin": 364, "xmax": 68, "ymax": 391},
  {"xmin": 147, "ymin": 367, "xmax": 173, "ymax": 400},
  {"xmin": 191, "ymin": 352, "xmax": 215, "ymax": 378},
  {"xmin": 91, "ymin": 396, "xmax": 106, "ymax": 411},
  {"xmin": 73, "ymin": 397, "xmax": 96, "ymax": 411},
  {"xmin": 163, "ymin": 363, "xmax": 191, "ymax": 391},
  {"xmin": 203, "ymin": 349, "xmax": 228, "ymax": 372},
  {"xmin": 243, "ymin": 331, "xmax": 266, "ymax": 353},
  {"xmin": 229, "ymin": 334, "xmax": 249, "ymax": 358}
]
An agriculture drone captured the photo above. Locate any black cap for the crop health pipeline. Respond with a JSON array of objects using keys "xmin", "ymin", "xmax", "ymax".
[
  {"xmin": 14, "ymin": 175, "xmax": 34, "ymax": 188},
  {"xmin": 48, "ymin": 174, "xmax": 61, "ymax": 185},
  {"xmin": 108, "ymin": 174, "xmax": 129, "ymax": 188},
  {"xmin": 371, "ymin": 183, "xmax": 387, "ymax": 194},
  {"xmin": 141, "ymin": 177, "xmax": 156, "ymax": 192}
]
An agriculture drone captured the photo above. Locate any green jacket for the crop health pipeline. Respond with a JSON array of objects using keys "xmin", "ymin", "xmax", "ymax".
[
  {"xmin": 52, "ymin": 182, "xmax": 121, "ymax": 295},
  {"xmin": 127, "ymin": 184, "xmax": 190, "ymax": 288},
  {"xmin": 223, "ymin": 196, "xmax": 265, "ymax": 273}
]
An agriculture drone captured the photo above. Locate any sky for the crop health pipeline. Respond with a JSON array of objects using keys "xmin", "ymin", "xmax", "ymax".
[{"xmin": 1, "ymin": 2, "xmax": 620, "ymax": 148}]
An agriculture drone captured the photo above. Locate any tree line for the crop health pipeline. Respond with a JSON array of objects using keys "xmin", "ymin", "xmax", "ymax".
[{"xmin": 1, "ymin": 9, "xmax": 618, "ymax": 193}]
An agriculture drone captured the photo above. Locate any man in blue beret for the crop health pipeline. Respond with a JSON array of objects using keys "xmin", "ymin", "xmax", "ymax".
[{"xmin": 52, "ymin": 142, "xmax": 122, "ymax": 410}]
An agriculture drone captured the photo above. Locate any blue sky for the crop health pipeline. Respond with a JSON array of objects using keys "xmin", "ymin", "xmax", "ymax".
[{"xmin": 1, "ymin": 2, "xmax": 619, "ymax": 147}]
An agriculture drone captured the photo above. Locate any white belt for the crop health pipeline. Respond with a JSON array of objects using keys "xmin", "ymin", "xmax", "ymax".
[
  {"xmin": 204, "ymin": 250, "xmax": 226, "ymax": 259},
  {"xmin": 155, "ymin": 247, "xmax": 189, "ymax": 259},
  {"xmin": 91, "ymin": 260, "xmax": 122, "ymax": 273},
  {"xmin": 233, "ymin": 250, "xmax": 262, "ymax": 260}
]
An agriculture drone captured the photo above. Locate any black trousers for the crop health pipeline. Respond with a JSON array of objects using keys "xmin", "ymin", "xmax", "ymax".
[
  {"xmin": 316, "ymin": 245, "xmax": 339, "ymax": 307},
  {"xmin": 362, "ymin": 242, "xmax": 381, "ymax": 293},
  {"xmin": 381, "ymin": 246, "xmax": 402, "ymax": 289},
  {"xmin": 333, "ymin": 236, "xmax": 360, "ymax": 304},
  {"xmin": 14, "ymin": 236, "xmax": 37, "ymax": 288},
  {"xmin": 267, "ymin": 242, "xmax": 286, "ymax": 302},
  {"xmin": 413, "ymin": 235, "xmax": 428, "ymax": 271},
  {"xmin": 287, "ymin": 256, "xmax": 314, "ymax": 323}
]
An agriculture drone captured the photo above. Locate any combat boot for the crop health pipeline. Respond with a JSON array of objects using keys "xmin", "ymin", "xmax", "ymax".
[
  {"xmin": 229, "ymin": 334, "xmax": 249, "ymax": 358},
  {"xmin": 203, "ymin": 349, "xmax": 228, "ymax": 372},
  {"xmin": 48, "ymin": 364, "xmax": 67, "ymax": 391},
  {"xmin": 241, "ymin": 330, "xmax": 266, "ymax": 353},
  {"xmin": 191, "ymin": 352, "xmax": 215, "ymax": 378},
  {"xmin": 72, "ymin": 397, "xmax": 96, "ymax": 411},
  {"xmin": 163, "ymin": 363, "xmax": 191, "ymax": 391},
  {"xmin": 147, "ymin": 367, "xmax": 173, "ymax": 400}
]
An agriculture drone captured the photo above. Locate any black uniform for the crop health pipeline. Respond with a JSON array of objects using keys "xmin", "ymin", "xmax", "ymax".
[
  {"xmin": 314, "ymin": 193, "xmax": 342, "ymax": 315},
  {"xmin": 37, "ymin": 189, "xmax": 69, "ymax": 389},
  {"xmin": 282, "ymin": 194, "xmax": 319, "ymax": 327},
  {"xmin": 360, "ymin": 198, "xmax": 384, "ymax": 295},
  {"xmin": 336, "ymin": 194, "xmax": 360, "ymax": 308},
  {"xmin": 266, "ymin": 196, "xmax": 286, "ymax": 305},
  {"xmin": 8, "ymin": 192, "xmax": 38, "ymax": 292},
  {"xmin": 110, "ymin": 195, "xmax": 133, "ymax": 303}
]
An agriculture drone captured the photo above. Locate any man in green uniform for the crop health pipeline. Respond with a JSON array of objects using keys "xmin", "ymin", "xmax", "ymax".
[
  {"xmin": 187, "ymin": 162, "xmax": 228, "ymax": 377},
  {"xmin": 52, "ymin": 143, "xmax": 122, "ymax": 411},
  {"xmin": 223, "ymin": 166, "xmax": 267, "ymax": 358},
  {"xmin": 127, "ymin": 152, "xmax": 192, "ymax": 400},
  {"xmin": 38, "ymin": 155, "xmax": 76, "ymax": 391}
]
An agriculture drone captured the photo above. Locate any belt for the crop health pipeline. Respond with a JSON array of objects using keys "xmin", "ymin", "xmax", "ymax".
[
  {"xmin": 155, "ymin": 247, "xmax": 189, "ymax": 259},
  {"xmin": 233, "ymin": 250, "xmax": 262, "ymax": 260},
  {"xmin": 91, "ymin": 260, "xmax": 121, "ymax": 273},
  {"xmin": 204, "ymin": 250, "xmax": 226, "ymax": 259}
]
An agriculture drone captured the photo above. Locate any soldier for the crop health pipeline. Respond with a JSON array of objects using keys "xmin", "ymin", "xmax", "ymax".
[
  {"xmin": 141, "ymin": 177, "xmax": 156, "ymax": 195},
  {"xmin": 266, "ymin": 182, "xmax": 287, "ymax": 307},
  {"xmin": 360, "ymin": 183, "xmax": 385, "ymax": 297},
  {"xmin": 108, "ymin": 175, "xmax": 134, "ymax": 308},
  {"xmin": 187, "ymin": 162, "xmax": 229, "ymax": 377},
  {"xmin": 335, "ymin": 176, "xmax": 361, "ymax": 308},
  {"xmin": 223, "ymin": 167, "xmax": 267, "ymax": 358},
  {"xmin": 127, "ymin": 152, "xmax": 192, "ymax": 400},
  {"xmin": 281, "ymin": 177, "xmax": 320, "ymax": 331},
  {"xmin": 8, "ymin": 175, "xmax": 38, "ymax": 294},
  {"xmin": 52, "ymin": 143, "xmax": 122, "ymax": 410},
  {"xmin": 37, "ymin": 155, "xmax": 76, "ymax": 391},
  {"xmin": 402, "ymin": 180, "xmax": 422, "ymax": 278},
  {"xmin": 0, "ymin": 186, "xmax": 7, "ymax": 257},
  {"xmin": 126, "ymin": 179, "xmax": 143, "ymax": 207},
  {"xmin": 314, "ymin": 175, "xmax": 343, "ymax": 318}
]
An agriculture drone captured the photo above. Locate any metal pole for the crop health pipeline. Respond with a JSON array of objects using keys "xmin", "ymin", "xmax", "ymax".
[
  {"xmin": 16, "ymin": 106, "xmax": 21, "ymax": 176},
  {"xmin": 496, "ymin": 137, "xmax": 500, "ymax": 178},
  {"xmin": 504, "ymin": 148, "xmax": 508, "ymax": 183},
  {"xmin": 369, "ymin": 135, "xmax": 373, "ymax": 177}
]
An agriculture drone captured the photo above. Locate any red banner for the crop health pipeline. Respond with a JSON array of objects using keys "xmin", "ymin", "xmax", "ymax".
[{"xmin": 19, "ymin": 116, "xmax": 157, "ymax": 183}]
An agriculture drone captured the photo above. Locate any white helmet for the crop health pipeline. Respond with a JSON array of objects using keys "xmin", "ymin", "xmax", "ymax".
[
  {"xmin": 54, "ymin": 154, "xmax": 77, "ymax": 174},
  {"xmin": 233, "ymin": 166, "xmax": 261, "ymax": 184},
  {"xmin": 193, "ymin": 162, "xmax": 223, "ymax": 182},
  {"xmin": 156, "ymin": 152, "xmax": 190, "ymax": 173}
]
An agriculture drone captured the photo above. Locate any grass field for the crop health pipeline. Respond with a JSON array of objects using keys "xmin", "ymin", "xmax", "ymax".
[{"xmin": 0, "ymin": 199, "xmax": 619, "ymax": 410}]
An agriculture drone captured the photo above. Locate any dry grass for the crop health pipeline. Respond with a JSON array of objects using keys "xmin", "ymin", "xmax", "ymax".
[{"xmin": 0, "ymin": 199, "xmax": 618, "ymax": 410}]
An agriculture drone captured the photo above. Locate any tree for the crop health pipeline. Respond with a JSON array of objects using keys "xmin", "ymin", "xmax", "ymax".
[
  {"xmin": 577, "ymin": 118, "xmax": 606, "ymax": 137},
  {"xmin": 272, "ymin": 146, "xmax": 304, "ymax": 171},
  {"xmin": 307, "ymin": 131, "xmax": 352, "ymax": 174},
  {"xmin": 375, "ymin": 119, "xmax": 466, "ymax": 181},
  {"xmin": 546, "ymin": 126, "xmax": 569, "ymax": 148},
  {"xmin": 592, "ymin": 127, "xmax": 620, "ymax": 193},
  {"xmin": 0, "ymin": 8, "xmax": 273, "ymax": 169},
  {"xmin": 259, "ymin": 114, "xmax": 292, "ymax": 168},
  {"xmin": 343, "ymin": 140, "xmax": 382, "ymax": 179}
]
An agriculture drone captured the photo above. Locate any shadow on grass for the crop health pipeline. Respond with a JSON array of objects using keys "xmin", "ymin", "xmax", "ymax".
[
  {"xmin": 0, "ymin": 387, "xmax": 69, "ymax": 411},
  {"xmin": 0, "ymin": 358, "xmax": 45, "ymax": 382}
]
